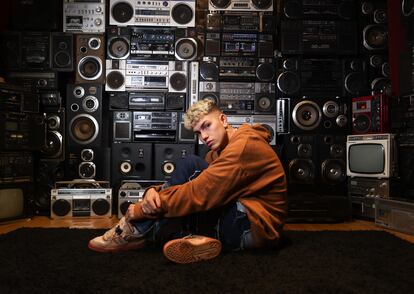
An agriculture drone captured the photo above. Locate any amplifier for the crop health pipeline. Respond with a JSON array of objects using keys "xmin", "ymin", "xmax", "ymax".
[
  {"xmin": 0, "ymin": 111, "xmax": 45, "ymax": 151},
  {"xmin": 133, "ymin": 111, "xmax": 178, "ymax": 141},
  {"xmin": 283, "ymin": 0, "xmax": 355, "ymax": 20},
  {"xmin": 0, "ymin": 152, "xmax": 33, "ymax": 183},
  {"xmin": 0, "ymin": 83, "xmax": 39, "ymax": 113},
  {"xmin": 352, "ymin": 93, "xmax": 389, "ymax": 134},
  {"xmin": 51, "ymin": 180, "xmax": 112, "ymax": 218},
  {"xmin": 130, "ymin": 27, "xmax": 175, "ymax": 58},
  {"xmin": 206, "ymin": 12, "xmax": 275, "ymax": 32},
  {"xmin": 117, "ymin": 180, "xmax": 164, "ymax": 219},
  {"xmin": 109, "ymin": 0, "xmax": 196, "ymax": 27},
  {"xmin": 63, "ymin": 0, "xmax": 105, "ymax": 33},
  {"xmin": 281, "ymin": 20, "xmax": 357, "ymax": 55},
  {"xmin": 376, "ymin": 197, "xmax": 414, "ymax": 235},
  {"xmin": 7, "ymin": 72, "xmax": 58, "ymax": 92},
  {"xmin": 348, "ymin": 177, "xmax": 397, "ymax": 199},
  {"xmin": 208, "ymin": 0, "xmax": 273, "ymax": 12}
]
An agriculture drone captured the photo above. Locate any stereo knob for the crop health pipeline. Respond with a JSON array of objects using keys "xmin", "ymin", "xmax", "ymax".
[{"xmin": 94, "ymin": 18, "xmax": 102, "ymax": 26}]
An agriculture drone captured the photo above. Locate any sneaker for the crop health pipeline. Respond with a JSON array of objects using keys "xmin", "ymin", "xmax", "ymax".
[
  {"xmin": 88, "ymin": 217, "xmax": 146, "ymax": 253},
  {"xmin": 163, "ymin": 235, "xmax": 222, "ymax": 264}
]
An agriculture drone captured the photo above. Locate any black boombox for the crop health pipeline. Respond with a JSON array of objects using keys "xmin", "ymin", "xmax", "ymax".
[
  {"xmin": 280, "ymin": 20, "xmax": 357, "ymax": 55},
  {"xmin": 0, "ymin": 83, "xmax": 39, "ymax": 113},
  {"xmin": 0, "ymin": 111, "xmax": 45, "ymax": 151},
  {"xmin": 132, "ymin": 111, "xmax": 178, "ymax": 142},
  {"xmin": 206, "ymin": 12, "xmax": 275, "ymax": 32}
]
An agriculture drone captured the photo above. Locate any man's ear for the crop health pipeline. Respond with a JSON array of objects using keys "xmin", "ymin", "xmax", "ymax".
[{"xmin": 219, "ymin": 112, "xmax": 228, "ymax": 128}]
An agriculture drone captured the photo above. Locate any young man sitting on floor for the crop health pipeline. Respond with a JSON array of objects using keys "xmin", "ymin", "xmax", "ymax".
[{"xmin": 88, "ymin": 99, "xmax": 287, "ymax": 264}]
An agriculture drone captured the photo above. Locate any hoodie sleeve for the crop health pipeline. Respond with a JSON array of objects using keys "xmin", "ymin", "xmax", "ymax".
[{"xmin": 133, "ymin": 137, "xmax": 248, "ymax": 219}]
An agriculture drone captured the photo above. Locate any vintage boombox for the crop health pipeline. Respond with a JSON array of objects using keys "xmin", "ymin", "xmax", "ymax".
[
  {"xmin": 0, "ymin": 152, "xmax": 33, "ymax": 183},
  {"xmin": 282, "ymin": 0, "xmax": 355, "ymax": 20},
  {"xmin": 107, "ymin": 26, "xmax": 130, "ymax": 60},
  {"xmin": 208, "ymin": 0, "xmax": 273, "ymax": 12},
  {"xmin": 63, "ymin": 0, "xmax": 105, "ymax": 33},
  {"xmin": 226, "ymin": 114, "xmax": 276, "ymax": 145},
  {"xmin": 276, "ymin": 57, "xmax": 344, "ymax": 97},
  {"xmin": 219, "ymin": 82, "xmax": 276, "ymax": 114},
  {"xmin": 130, "ymin": 27, "xmax": 175, "ymax": 58},
  {"xmin": 206, "ymin": 12, "xmax": 275, "ymax": 32},
  {"xmin": 133, "ymin": 111, "xmax": 178, "ymax": 141},
  {"xmin": 50, "ymin": 180, "xmax": 112, "ymax": 218},
  {"xmin": 204, "ymin": 32, "xmax": 274, "ymax": 58},
  {"xmin": 0, "ymin": 111, "xmax": 45, "ymax": 151},
  {"xmin": 117, "ymin": 180, "xmax": 164, "ymax": 219},
  {"xmin": 125, "ymin": 60, "xmax": 188, "ymax": 92},
  {"xmin": 281, "ymin": 20, "xmax": 357, "ymax": 55},
  {"xmin": 0, "ymin": 83, "xmax": 39, "ymax": 113},
  {"xmin": 352, "ymin": 93, "xmax": 389, "ymax": 134},
  {"xmin": 7, "ymin": 72, "xmax": 58, "ymax": 92},
  {"xmin": 109, "ymin": 0, "xmax": 196, "ymax": 27}
]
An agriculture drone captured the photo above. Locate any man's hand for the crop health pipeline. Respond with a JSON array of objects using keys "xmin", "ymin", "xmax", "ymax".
[{"xmin": 140, "ymin": 187, "xmax": 162, "ymax": 215}]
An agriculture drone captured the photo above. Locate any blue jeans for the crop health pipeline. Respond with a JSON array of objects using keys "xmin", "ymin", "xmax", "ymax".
[{"xmin": 130, "ymin": 154, "xmax": 254, "ymax": 251}]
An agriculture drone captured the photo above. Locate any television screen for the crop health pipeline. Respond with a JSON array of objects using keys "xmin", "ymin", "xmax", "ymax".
[
  {"xmin": 349, "ymin": 143, "xmax": 385, "ymax": 174},
  {"xmin": 0, "ymin": 188, "xmax": 25, "ymax": 221}
]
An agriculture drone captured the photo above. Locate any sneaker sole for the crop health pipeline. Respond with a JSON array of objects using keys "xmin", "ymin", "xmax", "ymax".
[
  {"xmin": 163, "ymin": 238, "xmax": 222, "ymax": 264},
  {"xmin": 88, "ymin": 239, "xmax": 146, "ymax": 253}
]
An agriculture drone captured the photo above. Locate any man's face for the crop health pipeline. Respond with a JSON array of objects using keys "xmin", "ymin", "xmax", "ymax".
[{"xmin": 192, "ymin": 111, "xmax": 228, "ymax": 151}]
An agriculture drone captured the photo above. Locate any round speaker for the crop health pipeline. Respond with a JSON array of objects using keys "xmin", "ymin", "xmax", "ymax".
[
  {"xmin": 81, "ymin": 149, "xmax": 94, "ymax": 162},
  {"xmin": 107, "ymin": 70, "xmax": 125, "ymax": 90},
  {"xmin": 41, "ymin": 131, "xmax": 63, "ymax": 158},
  {"xmin": 277, "ymin": 71, "xmax": 300, "ymax": 95},
  {"xmin": 210, "ymin": 0, "xmax": 231, "ymax": 9},
  {"xmin": 373, "ymin": 9, "xmax": 387, "ymax": 23},
  {"xmin": 369, "ymin": 54, "xmax": 384, "ymax": 68},
  {"xmin": 361, "ymin": 1, "xmax": 374, "ymax": 14},
  {"xmin": 82, "ymin": 96, "xmax": 99, "ymax": 113},
  {"xmin": 92, "ymin": 198, "xmax": 110, "ymax": 216},
  {"xmin": 322, "ymin": 101, "xmax": 339, "ymax": 118},
  {"xmin": 120, "ymin": 200, "xmax": 133, "ymax": 216},
  {"xmin": 120, "ymin": 161, "xmax": 132, "ymax": 175},
  {"xmin": 353, "ymin": 113, "xmax": 371, "ymax": 133},
  {"xmin": 69, "ymin": 114, "xmax": 99, "ymax": 145},
  {"xmin": 330, "ymin": 144, "xmax": 345, "ymax": 158},
  {"xmin": 171, "ymin": 3, "xmax": 193, "ymax": 25},
  {"xmin": 111, "ymin": 2, "xmax": 134, "ymax": 23},
  {"xmin": 162, "ymin": 161, "xmax": 175, "ymax": 176},
  {"xmin": 73, "ymin": 86, "xmax": 85, "ymax": 98},
  {"xmin": 371, "ymin": 77, "xmax": 391, "ymax": 95},
  {"xmin": 256, "ymin": 62, "xmax": 275, "ymax": 82},
  {"xmin": 381, "ymin": 62, "xmax": 390, "ymax": 77},
  {"xmin": 169, "ymin": 72, "xmax": 187, "ymax": 91},
  {"xmin": 88, "ymin": 37, "xmax": 101, "ymax": 50},
  {"xmin": 78, "ymin": 56, "xmax": 102, "ymax": 81},
  {"xmin": 175, "ymin": 38, "xmax": 197, "ymax": 60},
  {"xmin": 252, "ymin": 0, "xmax": 272, "ymax": 9},
  {"xmin": 336, "ymin": 115, "xmax": 348, "ymax": 128},
  {"xmin": 284, "ymin": 0, "xmax": 301, "ymax": 19},
  {"xmin": 52, "ymin": 199, "xmax": 71, "ymax": 217},
  {"xmin": 363, "ymin": 24, "xmax": 388, "ymax": 51},
  {"xmin": 402, "ymin": 0, "xmax": 414, "ymax": 17},
  {"xmin": 54, "ymin": 48, "xmax": 71, "ymax": 68},
  {"xmin": 321, "ymin": 160, "xmax": 346, "ymax": 183},
  {"xmin": 297, "ymin": 143, "xmax": 312, "ymax": 158},
  {"xmin": 201, "ymin": 93, "xmax": 219, "ymax": 105},
  {"xmin": 256, "ymin": 96, "xmax": 272, "ymax": 112},
  {"xmin": 79, "ymin": 162, "xmax": 96, "ymax": 178},
  {"xmin": 108, "ymin": 37, "xmax": 129, "ymax": 59},
  {"xmin": 47, "ymin": 115, "xmax": 60, "ymax": 130},
  {"xmin": 200, "ymin": 61, "xmax": 218, "ymax": 81},
  {"xmin": 344, "ymin": 72, "xmax": 364, "ymax": 95},
  {"xmin": 283, "ymin": 58, "xmax": 298, "ymax": 71},
  {"xmin": 260, "ymin": 123, "xmax": 275, "ymax": 143},
  {"xmin": 292, "ymin": 100, "xmax": 322, "ymax": 131},
  {"xmin": 289, "ymin": 159, "xmax": 315, "ymax": 183}
]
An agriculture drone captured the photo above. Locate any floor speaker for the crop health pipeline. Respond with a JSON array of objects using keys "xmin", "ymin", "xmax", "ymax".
[{"xmin": 154, "ymin": 143, "xmax": 195, "ymax": 180}]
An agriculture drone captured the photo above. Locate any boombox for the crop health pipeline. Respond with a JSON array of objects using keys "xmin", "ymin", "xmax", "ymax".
[
  {"xmin": 50, "ymin": 180, "xmax": 112, "ymax": 218},
  {"xmin": 206, "ymin": 12, "xmax": 275, "ymax": 32},
  {"xmin": 125, "ymin": 60, "xmax": 188, "ymax": 93},
  {"xmin": 276, "ymin": 57, "xmax": 343, "ymax": 97},
  {"xmin": 0, "ymin": 111, "xmax": 45, "ymax": 151},
  {"xmin": 282, "ymin": 0, "xmax": 355, "ymax": 20},
  {"xmin": 117, "ymin": 180, "xmax": 164, "ymax": 218},
  {"xmin": 281, "ymin": 20, "xmax": 357, "ymax": 55},
  {"xmin": 0, "ymin": 151, "xmax": 33, "ymax": 183},
  {"xmin": 109, "ymin": 0, "xmax": 196, "ymax": 27},
  {"xmin": 208, "ymin": 0, "xmax": 273, "ymax": 12},
  {"xmin": 0, "ymin": 83, "xmax": 39, "ymax": 113},
  {"xmin": 63, "ymin": 0, "xmax": 105, "ymax": 33},
  {"xmin": 352, "ymin": 93, "xmax": 389, "ymax": 134},
  {"xmin": 226, "ymin": 115, "xmax": 276, "ymax": 145},
  {"xmin": 133, "ymin": 111, "xmax": 178, "ymax": 142}
]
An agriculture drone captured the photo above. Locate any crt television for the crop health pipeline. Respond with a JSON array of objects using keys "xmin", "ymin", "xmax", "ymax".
[{"xmin": 346, "ymin": 133, "xmax": 398, "ymax": 178}]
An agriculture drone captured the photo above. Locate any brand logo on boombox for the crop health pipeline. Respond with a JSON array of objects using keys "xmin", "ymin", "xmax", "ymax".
[{"xmin": 109, "ymin": 0, "xmax": 196, "ymax": 27}]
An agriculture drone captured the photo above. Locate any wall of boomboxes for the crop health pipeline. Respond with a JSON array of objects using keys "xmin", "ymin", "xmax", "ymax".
[{"xmin": 1, "ymin": 0, "xmax": 413, "ymax": 223}]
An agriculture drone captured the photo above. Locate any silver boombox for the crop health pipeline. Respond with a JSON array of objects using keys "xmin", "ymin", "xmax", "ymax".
[
  {"xmin": 63, "ymin": 0, "xmax": 106, "ymax": 33},
  {"xmin": 208, "ymin": 0, "xmax": 273, "ymax": 12},
  {"xmin": 109, "ymin": 0, "xmax": 196, "ymax": 27},
  {"xmin": 50, "ymin": 180, "xmax": 112, "ymax": 219}
]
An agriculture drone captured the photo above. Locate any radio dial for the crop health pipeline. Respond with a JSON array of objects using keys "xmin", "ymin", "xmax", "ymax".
[
  {"xmin": 94, "ymin": 18, "xmax": 102, "ymax": 26},
  {"xmin": 96, "ymin": 6, "xmax": 102, "ymax": 13}
]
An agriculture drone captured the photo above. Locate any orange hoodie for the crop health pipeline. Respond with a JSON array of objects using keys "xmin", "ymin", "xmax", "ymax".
[{"xmin": 134, "ymin": 124, "xmax": 288, "ymax": 247}]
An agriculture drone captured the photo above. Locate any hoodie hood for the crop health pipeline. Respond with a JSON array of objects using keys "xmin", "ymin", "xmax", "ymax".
[{"xmin": 237, "ymin": 124, "xmax": 272, "ymax": 143}]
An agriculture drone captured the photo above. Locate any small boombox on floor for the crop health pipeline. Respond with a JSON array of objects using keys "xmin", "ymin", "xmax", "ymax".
[
  {"xmin": 117, "ymin": 180, "xmax": 164, "ymax": 219},
  {"xmin": 50, "ymin": 179, "xmax": 112, "ymax": 219}
]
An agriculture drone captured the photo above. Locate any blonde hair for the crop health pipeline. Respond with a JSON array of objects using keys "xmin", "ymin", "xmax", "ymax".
[{"xmin": 183, "ymin": 99, "xmax": 221, "ymax": 130}]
